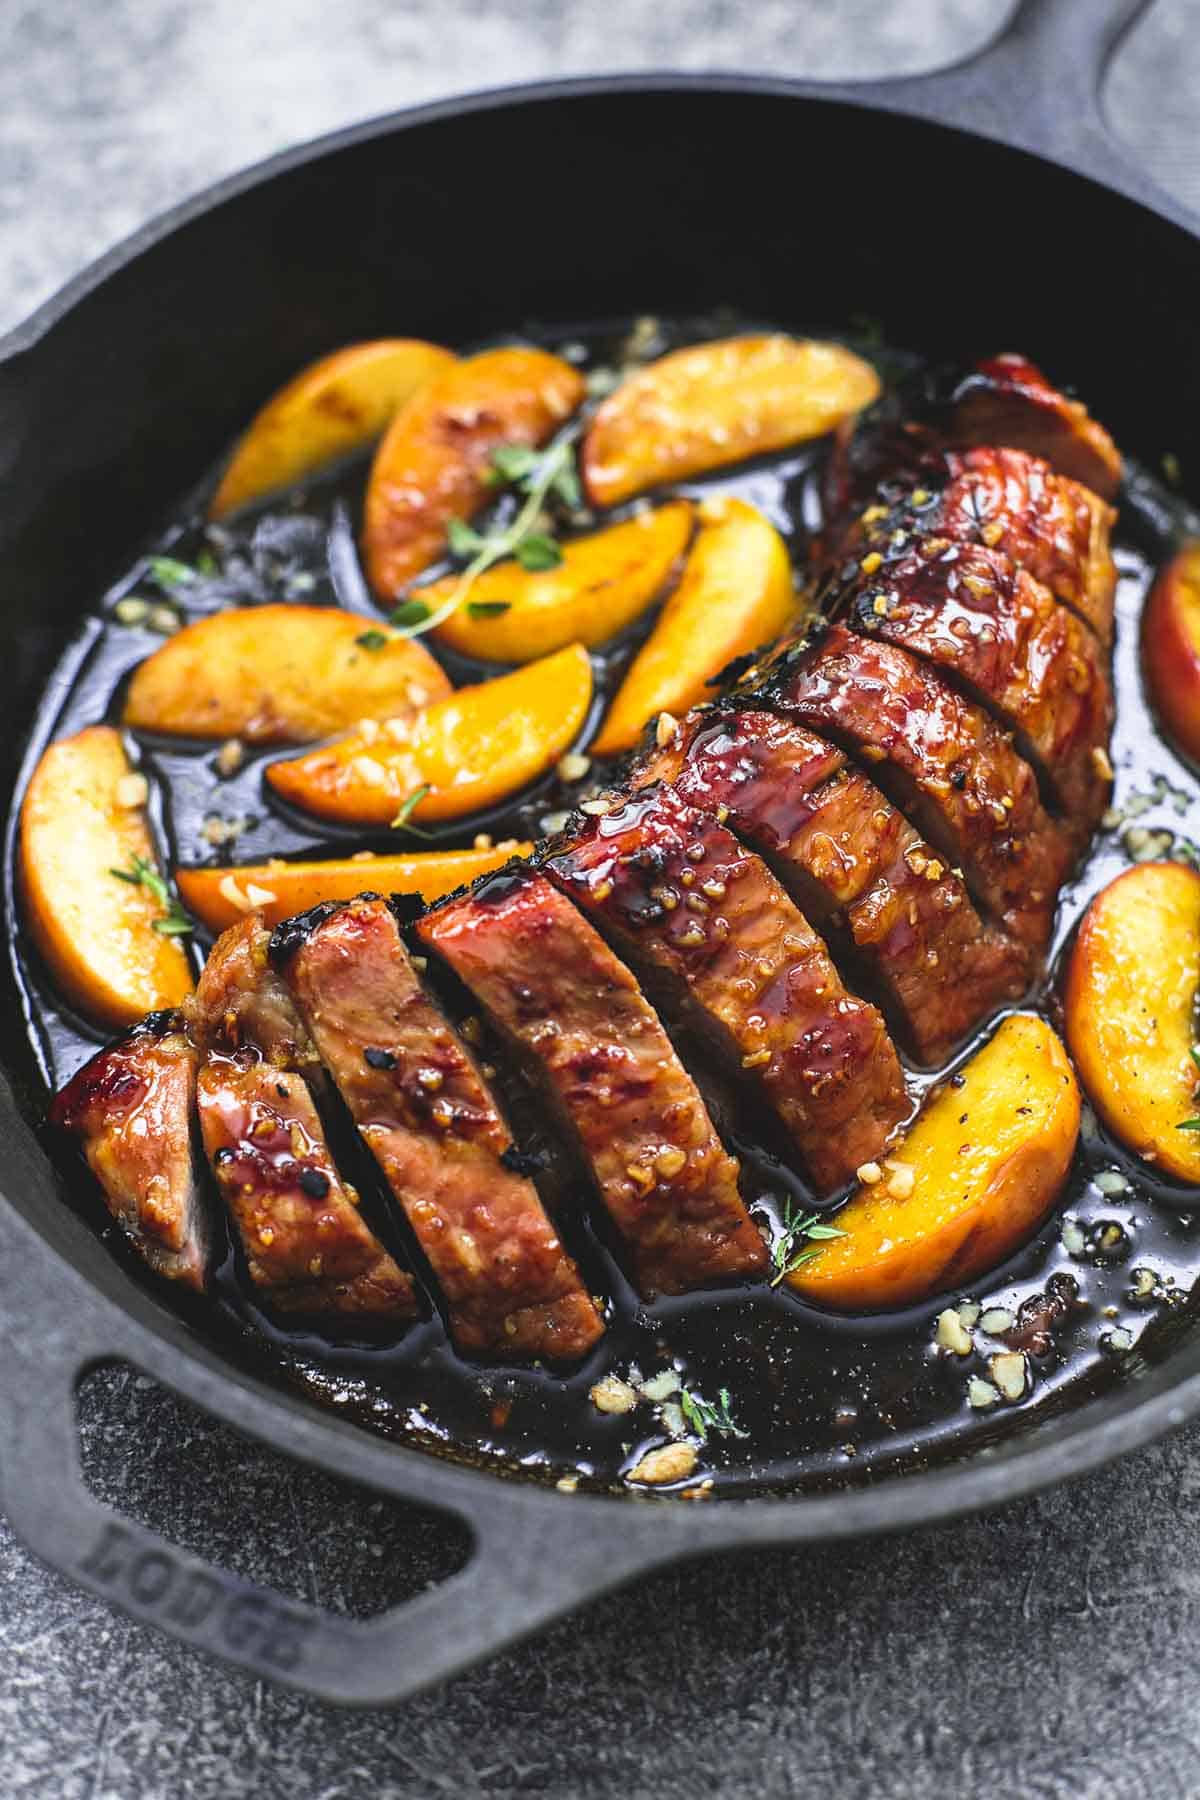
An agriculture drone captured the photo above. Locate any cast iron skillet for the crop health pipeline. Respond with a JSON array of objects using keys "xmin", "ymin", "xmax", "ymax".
[{"xmin": 0, "ymin": 0, "xmax": 1195, "ymax": 1707}]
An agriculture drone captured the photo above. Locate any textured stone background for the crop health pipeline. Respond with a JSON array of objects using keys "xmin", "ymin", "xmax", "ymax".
[{"xmin": 3, "ymin": 2, "xmax": 1200, "ymax": 1795}]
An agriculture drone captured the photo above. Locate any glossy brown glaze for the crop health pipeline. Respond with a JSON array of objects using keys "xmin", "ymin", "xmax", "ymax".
[
  {"xmin": 419, "ymin": 869, "xmax": 766, "ymax": 1296},
  {"xmin": 197, "ymin": 1058, "xmax": 417, "ymax": 1317},
  {"xmin": 543, "ymin": 784, "xmax": 908, "ymax": 1191},
  {"xmin": 747, "ymin": 624, "xmax": 1074, "ymax": 951},
  {"xmin": 835, "ymin": 446, "xmax": 1117, "ymax": 647},
  {"xmin": 50, "ymin": 1016, "xmax": 208, "ymax": 1289},
  {"xmin": 279, "ymin": 895, "xmax": 603, "ymax": 1359},
  {"xmin": 951, "ymin": 352, "xmax": 1123, "ymax": 501},
  {"xmin": 837, "ymin": 537, "xmax": 1114, "ymax": 828},
  {"xmin": 638, "ymin": 708, "xmax": 1030, "ymax": 1064}
]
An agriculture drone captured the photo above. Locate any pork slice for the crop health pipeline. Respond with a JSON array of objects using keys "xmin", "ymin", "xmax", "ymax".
[
  {"xmin": 838, "ymin": 537, "xmax": 1113, "ymax": 829},
  {"xmin": 543, "ymin": 784, "xmax": 908, "ymax": 1192},
  {"xmin": 197, "ymin": 1057, "xmax": 416, "ymax": 1317},
  {"xmin": 50, "ymin": 1012, "xmax": 208, "ymax": 1290},
  {"xmin": 836, "ymin": 446, "xmax": 1117, "ymax": 647},
  {"xmin": 277, "ymin": 895, "xmax": 603, "ymax": 1359},
  {"xmin": 746, "ymin": 624, "xmax": 1073, "ymax": 951},
  {"xmin": 190, "ymin": 913, "xmax": 415, "ymax": 1321},
  {"xmin": 643, "ymin": 709, "xmax": 1030, "ymax": 1063},
  {"xmin": 949, "ymin": 353, "xmax": 1122, "ymax": 501},
  {"xmin": 419, "ymin": 869, "xmax": 765, "ymax": 1295}
]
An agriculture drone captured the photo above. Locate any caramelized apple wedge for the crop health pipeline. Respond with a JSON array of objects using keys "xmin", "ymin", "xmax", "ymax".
[
  {"xmin": 209, "ymin": 339, "xmax": 456, "ymax": 519},
  {"xmin": 426, "ymin": 501, "xmax": 693, "ymax": 662},
  {"xmin": 177, "ymin": 842, "xmax": 533, "ymax": 932},
  {"xmin": 788, "ymin": 1015, "xmax": 1080, "ymax": 1310},
  {"xmin": 1142, "ymin": 544, "xmax": 1200, "ymax": 764},
  {"xmin": 592, "ymin": 498, "xmax": 797, "ymax": 755},
  {"xmin": 267, "ymin": 643, "xmax": 593, "ymax": 826},
  {"xmin": 20, "ymin": 725, "xmax": 193, "ymax": 1029},
  {"xmin": 123, "ymin": 604, "xmax": 451, "ymax": 744},
  {"xmin": 582, "ymin": 334, "xmax": 881, "ymax": 508},
  {"xmin": 1065, "ymin": 862, "xmax": 1200, "ymax": 1182},
  {"xmin": 364, "ymin": 347, "xmax": 586, "ymax": 599}
]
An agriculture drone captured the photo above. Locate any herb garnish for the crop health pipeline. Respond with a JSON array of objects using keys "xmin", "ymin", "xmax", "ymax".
[
  {"xmin": 392, "ymin": 438, "xmax": 578, "ymax": 639},
  {"xmin": 768, "ymin": 1199, "xmax": 846, "ymax": 1287},
  {"xmin": 355, "ymin": 629, "xmax": 389, "ymax": 650},
  {"xmin": 1179, "ymin": 1048, "xmax": 1200, "ymax": 1130},
  {"xmin": 148, "ymin": 555, "xmax": 199, "ymax": 589},
  {"xmin": 110, "ymin": 854, "xmax": 193, "ymax": 936},
  {"xmin": 679, "ymin": 1387, "xmax": 747, "ymax": 1442},
  {"xmin": 391, "ymin": 784, "xmax": 433, "ymax": 835}
]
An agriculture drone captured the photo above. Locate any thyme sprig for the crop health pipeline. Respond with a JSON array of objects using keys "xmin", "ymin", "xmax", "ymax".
[
  {"xmin": 391, "ymin": 438, "xmax": 578, "ymax": 640},
  {"xmin": 390, "ymin": 783, "xmax": 433, "ymax": 836},
  {"xmin": 678, "ymin": 1386, "xmax": 747, "ymax": 1443},
  {"xmin": 1178, "ymin": 1047, "xmax": 1200, "ymax": 1131},
  {"xmin": 769, "ymin": 1198, "xmax": 846, "ymax": 1287},
  {"xmin": 110, "ymin": 854, "xmax": 193, "ymax": 936}
]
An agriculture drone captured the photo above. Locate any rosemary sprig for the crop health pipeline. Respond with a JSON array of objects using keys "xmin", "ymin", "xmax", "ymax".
[
  {"xmin": 147, "ymin": 555, "xmax": 199, "ymax": 589},
  {"xmin": 110, "ymin": 854, "xmax": 193, "ymax": 936},
  {"xmin": 768, "ymin": 1198, "xmax": 846, "ymax": 1287},
  {"xmin": 391, "ymin": 438, "xmax": 577, "ymax": 640},
  {"xmin": 678, "ymin": 1386, "xmax": 747, "ymax": 1443}
]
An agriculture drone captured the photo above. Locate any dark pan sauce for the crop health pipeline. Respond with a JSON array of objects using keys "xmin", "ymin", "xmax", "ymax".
[{"xmin": 9, "ymin": 314, "xmax": 1200, "ymax": 1500}]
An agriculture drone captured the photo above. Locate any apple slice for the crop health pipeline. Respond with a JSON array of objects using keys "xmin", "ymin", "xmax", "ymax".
[
  {"xmin": 20, "ymin": 725, "xmax": 193, "ymax": 1029},
  {"xmin": 1143, "ymin": 543, "xmax": 1200, "ymax": 764},
  {"xmin": 364, "ymin": 347, "xmax": 586, "ymax": 599},
  {"xmin": 425, "ymin": 501, "xmax": 693, "ymax": 663},
  {"xmin": 266, "ymin": 642, "xmax": 593, "ymax": 826},
  {"xmin": 591, "ymin": 498, "xmax": 797, "ymax": 755},
  {"xmin": 1065, "ymin": 862, "xmax": 1200, "ymax": 1182},
  {"xmin": 208, "ymin": 339, "xmax": 456, "ymax": 519},
  {"xmin": 123, "ymin": 604, "xmax": 451, "ymax": 745},
  {"xmin": 177, "ymin": 842, "xmax": 533, "ymax": 932},
  {"xmin": 787, "ymin": 1014, "xmax": 1080, "ymax": 1310},
  {"xmin": 581, "ymin": 334, "xmax": 881, "ymax": 508}
]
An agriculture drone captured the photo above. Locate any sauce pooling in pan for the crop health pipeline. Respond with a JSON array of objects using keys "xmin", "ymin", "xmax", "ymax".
[{"xmin": 10, "ymin": 315, "xmax": 1200, "ymax": 1500}]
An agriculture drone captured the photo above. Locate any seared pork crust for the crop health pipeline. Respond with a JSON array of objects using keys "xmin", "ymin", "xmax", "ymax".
[
  {"xmin": 279, "ymin": 895, "xmax": 603, "ymax": 1359},
  {"xmin": 743, "ymin": 624, "xmax": 1074, "ymax": 951},
  {"xmin": 197, "ymin": 1058, "xmax": 416, "ymax": 1316},
  {"xmin": 544, "ymin": 783, "xmax": 908, "ymax": 1191},
  {"xmin": 835, "ymin": 537, "xmax": 1113, "ymax": 829},
  {"xmin": 50, "ymin": 1013, "xmax": 208, "ymax": 1289},
  {"xmin": 420, "ymin": 869, "xmax": 766, "ymax": 1294},
  {"xmin": 642, "ymin": 709, "xmax": 1029, "ymax": 1062}
]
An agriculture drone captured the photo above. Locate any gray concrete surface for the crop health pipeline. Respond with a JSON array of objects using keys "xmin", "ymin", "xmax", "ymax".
[{"xmin": 3, "ymin": 1, "xmax": 1200, "ymax": 1794}]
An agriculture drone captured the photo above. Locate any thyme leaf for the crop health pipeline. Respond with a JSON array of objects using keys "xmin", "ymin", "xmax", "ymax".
[
  {"xmin": 148, "ymin": 555, "xmax": 199, "ymax": 589},
  {"xmin": 678, "ymin": 1386, "xmax": 747, "ymax": 1443},
  {"xmin": 392, "ymin": 436, "xmax": 579, "ymax": 640},
  {"xmin": 768, "ymin": 1199, "xmax": 846, "ymax": 1287},
  {"xmin": 110, "ymin": 854, "xmax": 193, "ymax": 936},
  {"xmin": 355, "ymin": 629, "xmax": 389, "ymax": 650},
  {"xmin": 390, "ymin": 784, "xmax": 433, "ymax": 836}
]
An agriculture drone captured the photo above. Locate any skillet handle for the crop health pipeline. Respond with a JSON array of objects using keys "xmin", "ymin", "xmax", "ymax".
[
  {"xmin": 841, "ymin": 0, "xmax": 1183, "ymax": 223},
  {"xmin": 0, "ymin": 1308, "xmax": 667, "ymax": 1707}
]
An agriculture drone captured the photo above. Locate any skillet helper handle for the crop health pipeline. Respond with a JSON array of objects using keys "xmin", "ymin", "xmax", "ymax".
[
  {"xmin": 0, "ymin": 1320, "xmax": 664, "ymax": 1706},
  {"xmin": 844, "ymin": 0, "xmax": 1176, "ymax": 218}
]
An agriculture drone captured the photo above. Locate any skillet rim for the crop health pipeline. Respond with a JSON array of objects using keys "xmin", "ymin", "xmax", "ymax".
[{"xmin": 3, "ymin": 62, "xmax": 1200, "ymax": 1700}]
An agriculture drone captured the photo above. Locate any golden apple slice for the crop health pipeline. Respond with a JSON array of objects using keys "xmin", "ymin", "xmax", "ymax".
[
  {"xmin": 591, "ymin": 498, "xmax": 797, "ymax": 755},
  {"xmin": 177, "ymin": 842, "xmax": 533, "ymax": 932},
  {"xmin": 266, "ymin": 642, "xmax": 593, "ymax": 826},
  {"xmin": 582, "ymin": 334, "xmax": 881, "ymax": 508},
  {"xmin": 123, "ymin": 604, "xmax": 451, "ymax": 744},
  {"xmin": 20, "ymin": 725, "xmax": 193, "ymax": 1029},
  {"xmin": 1143, "ymin": 543, "xmax": 1200, "ymax": 764},
  {"xmin": 209, "ymin": 339, "xmax": 456, "ymax": 519},
  {"xmin": 1065, "ymin": 862, "xmax": 1200, "ymax": 1181},
  {"xmin": 788, "ymin": 1014, "xmax": 1080, "ymax": 1310},
  {"xmin": 425, "ymin": 500, "xmax": 693, "ymax": 663},
  {"xmin": 364, "ymin": 347, "xmax": 586, "ymax": 599}
]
